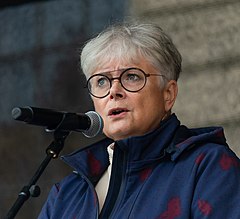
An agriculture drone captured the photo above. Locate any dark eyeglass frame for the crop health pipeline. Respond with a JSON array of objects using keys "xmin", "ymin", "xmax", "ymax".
[{"xmin": 86, "ymin": 67, "xmax": 167, "ymax": 98}]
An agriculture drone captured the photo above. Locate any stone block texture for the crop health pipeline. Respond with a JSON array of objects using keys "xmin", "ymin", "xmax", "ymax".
[{"xmin": 128, "ymin": 0, "xmax": 240, "ymax": 155}]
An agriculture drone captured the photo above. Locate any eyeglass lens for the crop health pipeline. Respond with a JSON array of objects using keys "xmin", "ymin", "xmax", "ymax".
[{"xmin": 87, "ymin": 68, "xmax": 147, "ymax": 98}]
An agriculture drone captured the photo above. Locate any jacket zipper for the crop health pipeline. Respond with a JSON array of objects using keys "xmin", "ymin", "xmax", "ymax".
[{"xmin": 99, "ymin": 143, "xmax": 127, "ymax": 218}]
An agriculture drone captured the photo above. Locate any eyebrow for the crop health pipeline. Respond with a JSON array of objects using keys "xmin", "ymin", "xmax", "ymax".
[{"xmin": 94, "ymin": 67, "xmax": 137, "ymax": 76}]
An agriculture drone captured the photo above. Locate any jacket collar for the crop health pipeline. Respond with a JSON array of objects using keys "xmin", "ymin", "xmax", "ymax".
[
  {"xmin": 61, "ymin": 114, "xmax": 180, "ymax": 182},
  {"xmin": 61, "ymin": 113, "xmax": 227, "ymax": 182},
  {"xmin": 115, "ymin": 113, "xmax": 180, "ymax": 162}
]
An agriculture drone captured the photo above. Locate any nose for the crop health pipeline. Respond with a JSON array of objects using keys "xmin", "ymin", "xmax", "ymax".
[{"xmin": 109, "ymin": 79, "xmax": 125, "ymax": 99}]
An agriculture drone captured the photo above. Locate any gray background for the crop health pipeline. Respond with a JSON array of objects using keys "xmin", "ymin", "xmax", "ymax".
[{"xmin": 1, "ymin": 0, "xmax": 239, "ymax": 218}]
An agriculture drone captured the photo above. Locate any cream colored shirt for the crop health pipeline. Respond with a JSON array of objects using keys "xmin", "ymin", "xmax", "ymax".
[{"xmin": 95, "ymin": 143, "xmax": 114, "ymax": 212}]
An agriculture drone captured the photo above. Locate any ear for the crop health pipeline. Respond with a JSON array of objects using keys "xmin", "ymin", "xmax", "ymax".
[{"xmin": 163, "ymin": 80, "xmax": 178, "ymax": 112}]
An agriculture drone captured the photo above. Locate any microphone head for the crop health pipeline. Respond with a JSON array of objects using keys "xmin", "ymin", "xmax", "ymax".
[{"xmin": 82, "ymin": 111, "xmax": 103, "ymax": 138}]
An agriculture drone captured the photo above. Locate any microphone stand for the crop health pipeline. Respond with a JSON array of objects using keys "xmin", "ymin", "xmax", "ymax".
[{"xmin": 5, "ymin": 129, "xmax": 70, "ymax": 219}]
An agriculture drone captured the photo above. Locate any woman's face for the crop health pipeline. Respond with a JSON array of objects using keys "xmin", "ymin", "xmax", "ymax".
[{"xmin": 91, "ymin": 58, "xmax": 177, "ymax": 140}]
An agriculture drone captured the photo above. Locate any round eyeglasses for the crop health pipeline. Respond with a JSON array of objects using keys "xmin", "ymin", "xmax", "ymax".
[{"xmin": 86, "ymin": 67, "xmax": 166, "ymax": 98}]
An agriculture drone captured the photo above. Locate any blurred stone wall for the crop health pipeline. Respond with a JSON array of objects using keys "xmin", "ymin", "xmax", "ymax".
[
  {"xmin": 128, "ymin": 0, "xmax": 240, "ymax": 156},
  {"xmin": 0, "ymin": 0, "xmax": 126, "ymax": 218}
]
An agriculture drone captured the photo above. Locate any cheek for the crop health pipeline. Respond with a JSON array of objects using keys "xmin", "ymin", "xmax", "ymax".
[
  {"xmin": 140, "ymin": 92, "xmax": 166, "ymax": 115},
  {"xmin": 93, "ymin": 100, "xmax": 103, "ymax": 114},
  {"xmin": 92, "ymin": 100, "xmax": 108, "ymax": 124}
]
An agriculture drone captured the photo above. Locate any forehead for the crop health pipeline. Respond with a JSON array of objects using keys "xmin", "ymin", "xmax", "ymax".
[
  {"xmin": 93, "ymin": 56, "xmax": 157, "ymax": 76},
  {"xmin": 93, "ymin": 59, "xmax": 135, "ymax": 74}
]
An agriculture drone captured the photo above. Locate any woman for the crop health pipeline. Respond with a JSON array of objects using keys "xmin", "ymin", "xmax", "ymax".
[{"xmin": 38, "ymin": 22, "xmax": 240, "ymax": 218}]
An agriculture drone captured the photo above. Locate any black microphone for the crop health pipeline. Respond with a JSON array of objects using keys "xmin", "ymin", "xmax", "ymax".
[{"xmin": 11, "ymin": 106, "xmax": 103, "ymax": 138}]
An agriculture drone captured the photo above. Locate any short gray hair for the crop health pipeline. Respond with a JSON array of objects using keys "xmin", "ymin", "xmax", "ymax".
[{"xmin": 80, "ymin": 22, "xmax": 182, "ymax": 81}]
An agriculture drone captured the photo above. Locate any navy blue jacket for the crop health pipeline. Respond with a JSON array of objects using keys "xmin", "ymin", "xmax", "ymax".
[{"xmin": 38, "ymin": 114, "xmax": 240, "ymax": 218}]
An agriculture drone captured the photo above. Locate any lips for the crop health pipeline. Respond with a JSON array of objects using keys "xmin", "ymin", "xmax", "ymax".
[{"xmin": 108, "ymin": 108, "xmax": 129, "ymax": 116}]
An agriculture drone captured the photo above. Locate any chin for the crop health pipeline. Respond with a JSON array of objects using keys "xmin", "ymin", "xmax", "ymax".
[
  {"xmin": 106, "ymin": 129, "xmax": 145, "ymax": 141},
  {"xmin": 104, "ymin": 129, "xmax": 132, "ymax": 141}
]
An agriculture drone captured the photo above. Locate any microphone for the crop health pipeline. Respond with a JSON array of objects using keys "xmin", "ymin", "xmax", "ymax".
[{"xmin": 11, "ymin": 106, "xmax": 103, "ymax": 138}]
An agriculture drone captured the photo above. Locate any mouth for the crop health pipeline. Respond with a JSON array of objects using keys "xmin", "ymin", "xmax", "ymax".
[{"xmin": 108, "ymin": 108, "xmax": 129, "ymax": 116}]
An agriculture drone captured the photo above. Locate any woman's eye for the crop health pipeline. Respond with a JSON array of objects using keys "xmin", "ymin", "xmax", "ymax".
[
  {"xmin": 126, "ymin": 74, "xmax": 140, "ymax": 81},
  {"xmin": 97, "ymin": 77, "xmax": 108, "ymax": 87}
]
